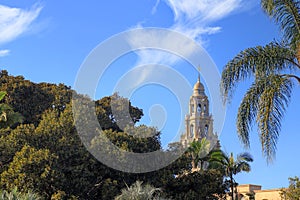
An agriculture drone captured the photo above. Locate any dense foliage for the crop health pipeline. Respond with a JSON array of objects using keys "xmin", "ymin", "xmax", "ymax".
[
  {"xmin": 281, "ymin": 176, "xmax": 300, "ymax": 199},
  {"xmin": 0, "ymin": 70, "xmax": 229, "ymax": 199},
  {"xmin": 164, "ymin": 170, "xmax": 227, "ymax": 199}
]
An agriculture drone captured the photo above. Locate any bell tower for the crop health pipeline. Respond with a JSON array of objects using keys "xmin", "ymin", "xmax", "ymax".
[{"xmin": 180, "ymin": 71, "xmax": 218, "ymax": 148}]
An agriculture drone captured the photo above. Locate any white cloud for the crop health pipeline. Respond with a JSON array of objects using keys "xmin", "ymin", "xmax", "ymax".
[
  {"xmin": 163, "ymin": 0, "xmax": 243, "ymax": 46},
  {"xmin": 151, "ymin": 0, "xmax": 161, "ymax": 15},
  {"xmin": 127, "ymin": 0, "xmax": 244, "ymax": 68},
  {"xmin": 0, "ymin": 4, "xmax": 42, "ymax": 45},
  {"xmin": 0, "ymin": 49, "xmax": 10, "ymax": 57},
  {"xmin": 121, "ymin": 0, "xmax": 255, "ymax": 115},
  {"xmin": 165, "ymin": 0, "xmax": 242, "ymax": 23},
  {"xmin": 127, "ymin": 28, "xmax": 198, "ymax": 64}
]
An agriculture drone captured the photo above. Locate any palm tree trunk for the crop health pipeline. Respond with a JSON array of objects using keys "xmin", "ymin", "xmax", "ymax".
[
  {"xmin": 297, "ymin": 43, "xmax": 300, "ymax": 65},
  {"xmin": 234, "ymin": 184, "xmax": 238, "ymax": 200},
  {"xmin": 230, "ymin": 174, "xmax": 234, "ymax": 200},
  {"xmin": 199, "ymin": 160, "xmax": 203, "ymax": 171},
  {"xmin": 192, "ymin": 160, "xmax": 196, "ymax": 172}
]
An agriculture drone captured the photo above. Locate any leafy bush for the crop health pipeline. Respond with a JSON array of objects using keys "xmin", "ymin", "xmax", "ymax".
[
  {"xmin": 0, "ymin": 188, "xmax": 40, "ymax": 200},
  {"xmin": 115, "ymin": 181, "xmax": 168, "ymax": 200}
]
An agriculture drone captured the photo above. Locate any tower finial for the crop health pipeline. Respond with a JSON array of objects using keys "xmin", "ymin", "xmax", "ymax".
[{"xmin": 197, "ymin": 65, "xmax": 201, "ymax": 82}]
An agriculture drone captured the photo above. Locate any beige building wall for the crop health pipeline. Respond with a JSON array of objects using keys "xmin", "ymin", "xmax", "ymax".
[
  {"xmin": 238, "ymin": 184, "xmax": 262, "ymax": 194},
  {"xmin": 254, "ymin": 189, "xmax": 282, "ymax": 200},
  {"xmin": 226, "ymin": 184, "xmax": 283, "ymax": 200}
]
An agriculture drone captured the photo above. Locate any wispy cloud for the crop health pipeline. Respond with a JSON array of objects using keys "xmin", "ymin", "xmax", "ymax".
[
  {"xmin": 126, "ymin": 0, "xmax": 247, "ymax": 84},
  {"xmin": 165, "ymin": 0, "xmax": 242, "ymax": 23},
  {"xmin": 0, "ymin": 3, "xmax": 43, "ymax": 56},
  {"xmin": 127, "ymin": 27, "xmax": 198, "ymax": 65},
  {"xmin": 0, "ymin": 49, "xmax": 10, "ymax": 57},
  {"xmin": 127, "ymin": 0, "xmax": 245, "ymax": 67},
  {"xmin": 151, "ymin": 0, "xmax": 161, "ymax": 15},
  {"xmin": 165, "ymin": 0, "xmax": 244, "ymax": 48}
]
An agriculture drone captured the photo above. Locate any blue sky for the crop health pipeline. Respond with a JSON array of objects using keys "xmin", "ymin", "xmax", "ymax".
[{"xmin": 0, "ymin": 0, "xmax": 299, "ymax": 189}]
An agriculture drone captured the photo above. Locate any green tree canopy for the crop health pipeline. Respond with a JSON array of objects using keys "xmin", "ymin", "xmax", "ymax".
[
  {"xmin": 281, "ymin": 176, "xmax": 300, "ymax": 199},
  {"xmin": 0, "ymin": 70, "xmax": 230, "ymax": 199}
]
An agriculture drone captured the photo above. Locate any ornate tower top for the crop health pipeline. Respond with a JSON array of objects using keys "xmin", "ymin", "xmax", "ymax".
[{"xmin": 193, "ymin": 66, "xmax": 205, "ymax": 96}]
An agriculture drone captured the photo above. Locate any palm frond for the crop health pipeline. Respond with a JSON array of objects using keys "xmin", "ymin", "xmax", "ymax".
[
  {"xmin": 221, "ymin": 42, "xmax": 297, "ymax": 103},
  {"xmin": 261, "ymin": 0, "xmax": 300, "ymax": 49},
  {"xmin": 237, "ymin": 83, "xmax": 262, "ymax": 148},
  {"xmin": 235, "ymin": 162, "xmax": 251, "ymax": 174},
  {"xmin": 0, "ymin": 91, "xmax": 6, "ymax": 101},
  {"xmin": 257, "ymin": 74, "xmax": 293, "ymax": 161},
  {"xmin": 209, "ymin": 150, "xmax": 227, "ymax": 163},
  {"xmin": 198, "ymin": 138, "xmax": 211, "ymax": 158},
  {"xmin": 237, "ymin": 152, "xmax": 254, "ymax": 163},
  {"xmin": 261, "ymin": 0, "xmax": 276, "ymax": 14},
  {"xmin": 209, "ymin": 150, "xmax": 230, "ymax": 171},
  {"xmin": 237, "ymin": 74, "xmax": 293, "ymax": 161},
  {"xmin": 188, "ymin": 139, "xmax": 211, "ymax": 159}
]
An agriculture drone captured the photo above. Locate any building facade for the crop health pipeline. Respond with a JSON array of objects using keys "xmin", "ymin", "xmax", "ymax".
[{"xmin": 233, "ymin": 184, "xmax": 283, "ymax": 200}]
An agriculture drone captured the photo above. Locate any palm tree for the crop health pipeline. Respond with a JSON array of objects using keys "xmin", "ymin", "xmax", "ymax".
[
  {"xmin": 188, "ymin": 138, "xmax": 211, "ymax": 172},
  {"xmin": 210, "ymin": 151, "xmax": 253, "ymax": 200},
  {"xmin": 221, "ymin": 0, "xmax": 300, "ymax": 161}
]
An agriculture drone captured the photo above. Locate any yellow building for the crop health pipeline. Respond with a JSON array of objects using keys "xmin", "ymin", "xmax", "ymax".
[{"xmin": 231, "ymin": 184, "xmax": 284, "ymax": 200}]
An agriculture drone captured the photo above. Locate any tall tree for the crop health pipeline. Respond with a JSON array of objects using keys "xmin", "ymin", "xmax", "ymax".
[
  {"xmin": 164, "ymin": 169, "xmax": 227, "ymax": 200},
  {"xmin": 221, "ymin": 0, "xmax": 300, "ymax": 161},
  {"xmin": 280, "ymin": 176, "xmax": 300, "ymax": 199},
  {"xmin": 210, "ymin": 151, "xmax": 253, "ymax": 200},
  {"xmin": 0, "ymin": 70, "xmax": 71, "ymax": 125},
  {"xmin": 95, "ymin": 93, "xmax": 143, "ymax": 131},
  {"xmin": 0, "ymin": 144, "xmax": 58, "ymax": 198}
]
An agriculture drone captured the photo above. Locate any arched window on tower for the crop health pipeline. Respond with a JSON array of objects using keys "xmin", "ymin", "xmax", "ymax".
[
  {"xmin": 190, "ymin": 124, "xmax": 194, "ymax": 138},
  {"xmin": 197, "ymin": 103, "xmax": 201, "ymax": 114},
  {"xmin": 204, "ymin": 124, "xmax": 209, "ymax": 136},
  {"xmin": 204, "ymin": 104, "xmax": 207, "ymax": 113}
]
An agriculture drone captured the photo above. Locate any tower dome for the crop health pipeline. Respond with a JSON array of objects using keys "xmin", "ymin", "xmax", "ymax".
[{"xmin": 193, "ymin": 76, "xmax": 205, "ymax": 95}]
